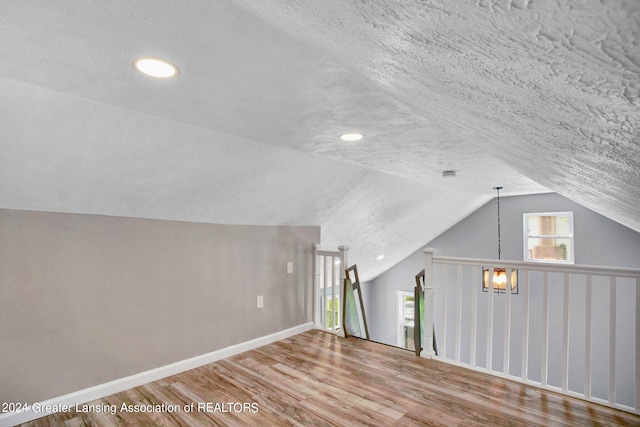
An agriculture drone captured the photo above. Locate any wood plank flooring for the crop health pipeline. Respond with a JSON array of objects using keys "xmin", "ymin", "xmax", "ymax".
[{"xmin": 18, "ymin": 330, "xmax": 640, "ymax": 426}]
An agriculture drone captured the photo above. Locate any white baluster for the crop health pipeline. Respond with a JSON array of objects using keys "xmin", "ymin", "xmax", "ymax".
[
  {"xmin": 470, "ymin": 267, "xmax": 478, "ymax": 367},
  {"xmin": 442, "ymin": 264, "xmax": 448, "ymax": 360},
  {"xmin": 455, "ymin": 265, "xmax": 462, "ymax": 363},
  {"xmin": 486, "ymin": 267, "xmax": 494, "ymax": 372},
  {"xmin": 541, "ymin": 272, "xmax": 549, "ymax": 387},
  {"xmin": 585, "ymin": 275, "xmax": 592, "ymax": 399},
  {"xmin": 313, "ymin": 244, "xmax": 319, "ymax": 328},
  {"xmin": 635, "ymin": 277, "xmax": 640, "ymax": 412},
  {"xmin": 338, "ymin": 246, "xmax": 349, "ymax": 338},
  {"xmin": 521, "ymin": 270, "xmax": 530, "ymax": 382},
  {"xmin": 504, "ymin": 267, "xmax": 512, "ymax": 376},
  {"xmin": 562, "ymin": 273, "xmax": 570, "ymax": 392},
  {"xmin": 609, "ymin": 276, "xmax": 617, "ymax": 405}
]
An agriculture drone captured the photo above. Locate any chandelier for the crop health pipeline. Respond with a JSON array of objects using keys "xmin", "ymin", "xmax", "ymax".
[{"xmin": 482, "ymin": 186, "xmax": 518, "ymax": 293}]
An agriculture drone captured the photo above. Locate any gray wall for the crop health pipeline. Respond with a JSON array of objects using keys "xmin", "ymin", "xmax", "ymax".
[
  {"xmin": 365, "ymin": 193, "xmax": 640, "ymax": 403},
  {"xmin": 0, "ymin": 208, "xmax": 320, "ymax": 405}
]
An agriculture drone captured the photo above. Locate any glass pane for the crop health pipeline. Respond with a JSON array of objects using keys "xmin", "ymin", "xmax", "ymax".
[
  {"xmin": 527, "ymin": 237, "xmax": 571, "ymax": 261},
  {"xmin": 402, "ymin": 296, "xmax": 414, "ymax": 326},
  {"xmin": 404, "ymin": 325, "xmax": 415, "ymax": 351},
  {"xmin": 325, "ymin": 297, "xmax": 340, "ymax": 330},
  {"xmin": 555, "ymin": 214, "xmax": 572, "ymax": 235},
  {"xmin": 344, "ymin": 279, "xmax": 364, "ymax": 338},
  {"xmin": 527, "ymin": 214, "xmax": 571, "ymax": 238}
]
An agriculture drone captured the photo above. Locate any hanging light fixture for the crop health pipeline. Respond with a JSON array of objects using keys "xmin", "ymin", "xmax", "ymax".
[{"xmin": 482, "ymin": 186, "xmax": 518, "ymax": 294}]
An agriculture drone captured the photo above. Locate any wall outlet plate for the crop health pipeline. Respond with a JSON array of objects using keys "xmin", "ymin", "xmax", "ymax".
[
  {"xmin": 287, "ymin": 262, "xmax": 293, "ymax": 274},
  {"xmin": 257, "ymin": 295, "xmax": 263, "ymax": 308}
]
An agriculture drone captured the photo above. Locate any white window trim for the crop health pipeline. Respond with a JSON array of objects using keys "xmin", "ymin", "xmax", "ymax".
[
  {"xmin": 523, "ymin": 211, "xmax": 574, "ymax": 264},
  {"xmin": 397, "ymin": 290, "xmax": 414, "ymax": 348}
]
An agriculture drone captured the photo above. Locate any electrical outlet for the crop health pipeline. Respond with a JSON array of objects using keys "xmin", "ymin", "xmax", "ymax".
[
  {"xmin": 257, "ymin": 295, "xmax": 263, "ymax": 308},
  {"xmin": 287, "ymin": 262, "xmax": 293, "ymax": 274}
]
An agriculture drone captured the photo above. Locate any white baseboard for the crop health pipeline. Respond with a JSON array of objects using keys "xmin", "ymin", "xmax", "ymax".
[{"xmin": 0, "ymin": 322, "xmax": 313, "ymax": 427}]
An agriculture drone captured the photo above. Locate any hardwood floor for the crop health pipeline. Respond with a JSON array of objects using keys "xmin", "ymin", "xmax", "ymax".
[{"xmin": 19, "ymin": 329, "xmax": 640, "ymax": 426}]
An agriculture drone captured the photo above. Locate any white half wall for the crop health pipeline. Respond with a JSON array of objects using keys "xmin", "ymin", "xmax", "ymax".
[{"xmin": 0, "ymin": 208, "xmax": 320, "ymax": 408}]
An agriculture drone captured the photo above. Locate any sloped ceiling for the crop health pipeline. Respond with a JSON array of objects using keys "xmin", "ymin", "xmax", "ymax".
[{"xmin": 1, "ymin": 1, "xmax": 638, "ymax": 280}]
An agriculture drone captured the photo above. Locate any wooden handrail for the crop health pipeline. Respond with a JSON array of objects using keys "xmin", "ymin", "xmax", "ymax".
[
  {"xmin": 424, "ymin": 251, "xmax": 640, "ymax": 415},
  {"xmin": 433, "ymin": 256, "xmax": 640, "ymax": 278}
]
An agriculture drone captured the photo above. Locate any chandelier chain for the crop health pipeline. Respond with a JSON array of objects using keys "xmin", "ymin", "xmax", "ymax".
[{"xmin": 493, "ymin": 186, "xmax": 503, "ymax": 260}]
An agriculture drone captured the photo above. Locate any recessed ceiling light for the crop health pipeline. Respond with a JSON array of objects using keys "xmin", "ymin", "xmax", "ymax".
[
  {"xmin": 133, "ymin": 57, "xmax": 180, "ymax": 78},
  {"xmin": 340, "ymin": 133, "xmax": 363, "ymax": 142},
  {"xmin": 376, "ymin": 255, "xmax": 385, "ymax": 261}
]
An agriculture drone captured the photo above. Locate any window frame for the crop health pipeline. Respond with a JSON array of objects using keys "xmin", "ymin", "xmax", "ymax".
[
  {"xmin": 523, "ymin": 211, "xmax": 574, "ymax": 264},
  {"xmin": 396, "ymin": 290, "xmax": 415, "ymax": 350}
]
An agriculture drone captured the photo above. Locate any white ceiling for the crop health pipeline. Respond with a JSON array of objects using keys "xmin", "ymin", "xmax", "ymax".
[{"xmin": 1, "ymin": 1, "xmax": 638, "ymax": 280}]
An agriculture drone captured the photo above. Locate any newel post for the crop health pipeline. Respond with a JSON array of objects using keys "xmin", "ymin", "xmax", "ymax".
[
  {"xmin": 338, "ymin": 245, "xmax": 349, "ymax": 338},
  {"xmin": 423, "ymin": 248, "xmax": 436, "ymax": 358},
  {"xmin": 312, "ymin": 244, "xmax": 319, "ymax": 328}
]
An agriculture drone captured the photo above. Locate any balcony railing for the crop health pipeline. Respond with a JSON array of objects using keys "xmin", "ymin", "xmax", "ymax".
[
  {"xmin": 313, "ymin": 245, "xmax": 349, "ymax": 334},
  {"xmin": 421, "ymin": 248, "xmax": 640, "ymax": 415}
]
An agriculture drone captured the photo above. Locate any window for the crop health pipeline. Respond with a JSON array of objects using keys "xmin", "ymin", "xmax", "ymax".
[
  {"xmin": 397, "ymin": 291, "xmax": 415, "ymax": 351},
  {"xmin": 324, "ymin": 296, "xmax": 340, "ymax": 331},
  {"xmin": 524, "ymin": 211, "xmax": 574, "ymax": 264}
]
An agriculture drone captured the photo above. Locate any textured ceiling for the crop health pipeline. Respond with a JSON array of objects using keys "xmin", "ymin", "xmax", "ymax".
[{"xmin": 1, "ymin": 1, "xmax": 638, "ymax": 280}]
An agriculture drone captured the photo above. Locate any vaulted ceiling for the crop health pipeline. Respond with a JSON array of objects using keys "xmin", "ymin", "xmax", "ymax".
[{"xmin": 1, "ymin": 1, "xmax": 638, "ymax": 280}]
